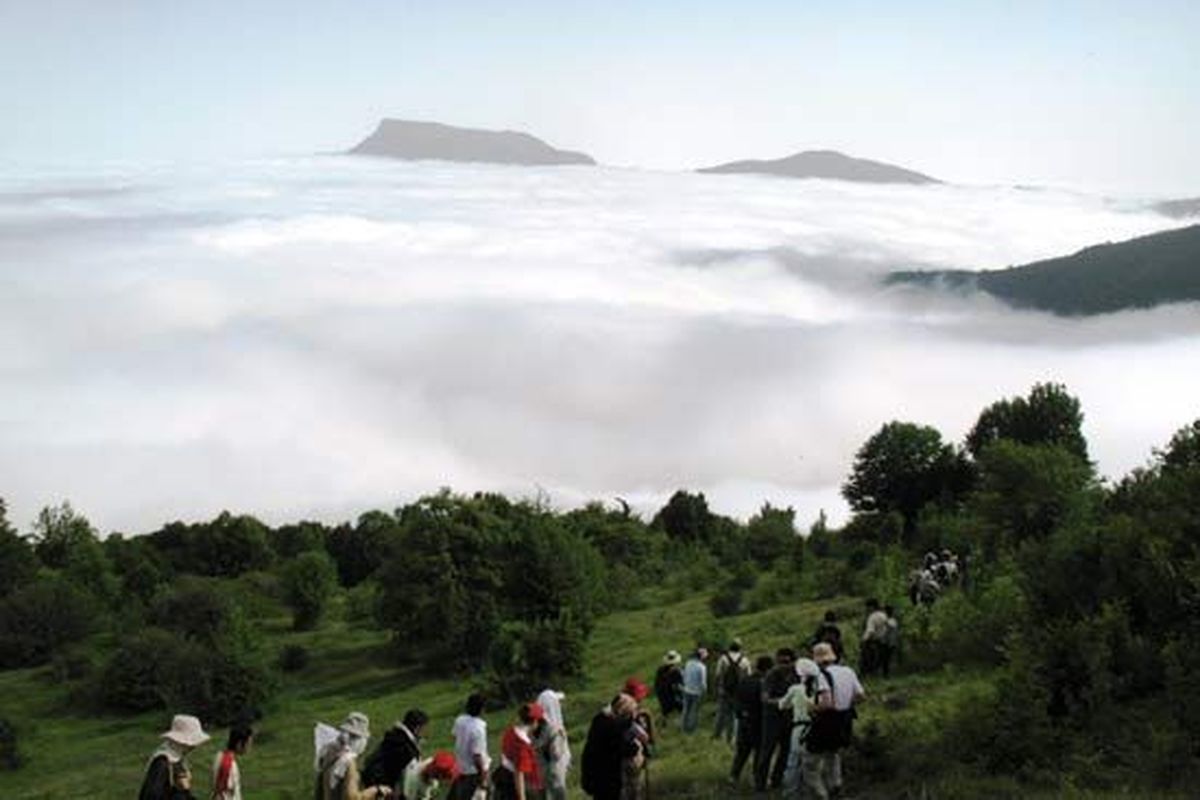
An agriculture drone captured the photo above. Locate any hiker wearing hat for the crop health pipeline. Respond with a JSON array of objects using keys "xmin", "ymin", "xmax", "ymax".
[
  {"xmin": 449, "ymin": 693, "xmax": 490, "ymax": 800},
  {"xmin": 713, "ymin": 638, "xmax": 751, "ymax": 744},
  {"xmin": 652, "ymin": 651, "xmax": 684, "ymax": 720},
  {"xmin": 779, "ymin": 658, "xmax": 822, "ymax": 794},
  {"xmin": 680, "ymin": 647, "xmax": 708, "ymax": 734},
  {"xmin": 402, "ymin": 750, "xmax": 457, "ymax": 800},
  {"xmin": 315, "ymin": 712, "xmax": 392, "ymax": 800},
  {"xmin": 803, "ymin": 643, "xmax": 866, "ymax": 799},
  {"xmin": 211, "ymin": 721, "xmax": 254, "ymax": 800},
  {"xmin": 492, "ymin": 702, "xmax": 545, "ymax": 800},
  {"xmin": 139, "ymin": 714, "xmax": 211, "ymax": 800},
  {"xmin": 535, "ymin": 688, "xmax": 572, "ymax": 800}
]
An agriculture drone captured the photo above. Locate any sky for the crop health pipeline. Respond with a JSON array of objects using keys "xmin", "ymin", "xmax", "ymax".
[
  {"xmin": 2, "ymin": 0, "xmax": 1199, "ymax": 193},
  {"xmin": 1, "ymin": 157, "xmax": 1196, "ymax": 534}
]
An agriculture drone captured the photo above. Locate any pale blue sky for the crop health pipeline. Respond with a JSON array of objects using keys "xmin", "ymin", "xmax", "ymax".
[{"xmin": 2, "ymin": 0, "xmax": 1197, "ymax": 192}]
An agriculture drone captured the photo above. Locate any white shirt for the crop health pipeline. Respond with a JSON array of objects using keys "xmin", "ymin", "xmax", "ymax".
[
  {"xmin": 211, "ymin": 751, "xmax": 242, "ymax": 800},
  {"xmin": 452, "ymin": 714, "xmax": 488, "ymax": 775},
  {"xmin": 823, "ymin": 664, "xmax": 865, "ymax": 711}
]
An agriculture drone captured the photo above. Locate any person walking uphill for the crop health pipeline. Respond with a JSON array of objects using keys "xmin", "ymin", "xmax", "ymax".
[
  {"xmin": 450, "ymin": 693, "xmax": 490, "ymax": 800},
  {"xmin": 729, "ymin": 654, "xmax": 773, "ymax": 787},
  {"xmin": 680, "ymin": 647, "xmax": 708, "ymax": 734},
  {"xmin": 315, "ymin": 712, "xmax": 393, "ymax": 799},
  {"xmin": 493, "ymin": 702, "xmax": 545, "ymax": 800},
  {"xmin": 212, "ymin": 721, "xmax": 254, "ymax": 800},
  {"xmin": 535, "ymin": 689, "xmax": 572, "ymax": 800},
  {"xmin": 139, "ymin": 714, "xmax": 211, "ymax": 800},
  {"xmin": 804, "ymin": 643, "xmax": 866, "ymax": 799},
  {"xmin": 861, "ymin": 598, "xmax": 889, "ymax": 677},
  {"xmin": 653, "ymin": 651, "xmax": 684, "ymax": 720},
  {"xmin": 363, "ymin": 709, "xmax": 429, "ymax": 795},
  {"xmin": 755, "ymin": 648, "xmax": 799, "ymax": 792},
  {"xmin": 582, "ymin": 694, "xmax": 641, "ymax": 800},
  {"xmin": 713, "ymin": 638, "xmax": 750, "ymax": 744}
]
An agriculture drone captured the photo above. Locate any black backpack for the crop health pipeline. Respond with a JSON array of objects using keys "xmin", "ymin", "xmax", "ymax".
[
  {"xmin": 805, "ymin": 667, "xmax": 854, "ymax": 754},
  {"xmin": 721, "ymin": 652, "xmax": 744, "ymax": 695}
]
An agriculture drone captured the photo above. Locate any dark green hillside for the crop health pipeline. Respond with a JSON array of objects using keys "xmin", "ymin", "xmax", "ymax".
[{"xmin": 888, "ymin": 224, "xmax": 1200, "ymax": 315}]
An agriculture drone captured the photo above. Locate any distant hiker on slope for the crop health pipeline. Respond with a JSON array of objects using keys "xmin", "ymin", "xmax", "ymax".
[
  {"xmin": 729, "ymin": 654, "xmax": 773, "ymax": 787},
  {"xmin": 713, "ymin": 638, "xmax": 751, "ymax": 744},
  {"xmin": 680, "ymin": 646, "xmax": 709, "ymax": 734},
  {"xmin": 755, "ymin": 648, "xmax": 800, "ymax": 792},
  {"xmin": 653, "ymin": 650, "xmax": 684, "ymax": 721}
]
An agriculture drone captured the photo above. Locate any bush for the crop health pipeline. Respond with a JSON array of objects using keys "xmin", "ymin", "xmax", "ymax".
[
  {"xmin": 50, "ymin": 644, "xmax": 96, "ymax": 682},
  {"xmin": 344, "ymin": 581, "xmax": 379, "ymax": 627},
  {"xmin": 0, "ymin": 717, "xmax": 21, "ymax": 771},
  {"xmin": 0, "ymin": 578, "xmax": 97, "ymax": 667},
  {"xmin": 485, "ymin": 615, "xmax": 586, "ymax": 703},
  {"xmin": 282, "ymin": 551, "xmax": 338, "ymax": 631},
  {"xmin": 99, "ymin": 627, "xmax": 276, "ymax": 724},
  {"xmin": 279, "ymin": 644, "xmax": 310, "ymax": 673},
  {"xmin": 709, "ymin": 583, "xmax": 744, "ymax": 617}
]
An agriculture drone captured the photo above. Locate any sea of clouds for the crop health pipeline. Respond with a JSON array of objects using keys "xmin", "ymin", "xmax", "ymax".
[{"xmin": 1, "ymin": 156, "xmax": 1197, "ymax": 533}]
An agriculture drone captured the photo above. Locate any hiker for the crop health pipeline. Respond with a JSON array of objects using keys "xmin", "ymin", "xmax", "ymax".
[
  {"xmin": 680, "ymin": 646, "xmax": 708, "ymax": 734},
  {"xmin": 492, "ymin": 702, "xmax": 545, "ymax": 800},
  {"xmin": 882, "ymin": 605, "xmax": 900, "ymax": 677},
  {"xmin": 860, "ymin": 598, "xmax": 889, "ymax": 676},
  {"xmin": 909, "ymin": 568, "xmax": 941, "ymax": 606},
  {"xmin": 621, "ymin": 680, "xmax": 655, "ymax": 800},
  {"xmin": 449, "ymin": 693, "xmax": 490, "ymax": 800},
  {"xmin": 712, "ymin": 638, "xmax": 750, "ymax": 744},
  {"xmin": 401, "ymin": 751, "xmax": 457, "ymax": 800},
  {"xmin": 211, "ymin": 721, "xmax": 254, "ymax": 800},
  {"xmin": 755, "ymin": 648, "xmax": 799, "ymax": 791},
  {"xmin": 581, "ymin": 693, "xmax": 640, "ymax": 800},
  {"xmin": 535, "ymin": 688, "xmax": 571, "ymax": 800},
  {"xmin": 805, "ymin": 642, "xmax": 866, "ymax": 799},
  {"xmin": 314, "ymin": 712, "xmax": 392, "ymax": 800},
  {"xmin": 139, "ymin": 714, "xmax": 211, "ymax": 800},
  {"xmin": 653, "ymin": 650, "xmax": 684, "ymax": 720},
  {"xmin": 729, "ymin": 654, "xmax": 772, "ymax": 787},
  {"xmin": 811, "ymin": 611, "xmax": 845, "ymax": 662},
  {"xmin": 780, "ymin": 657, "xmax": 822, "ymax": 794},
  {"xmin": 362, "ymin": 709, "xmax": 429, "ymax": 795}
]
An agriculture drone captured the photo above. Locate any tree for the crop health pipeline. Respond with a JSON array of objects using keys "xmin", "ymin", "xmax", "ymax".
[
  {"xmin": 652, "ymin": 490, "xmax": 715, "ymax": 545},
  {"xmin": 0, "ymin": 500, "xmax": 36, "ymax": 598},
  {"xmin": 966, "ymin": 383, "xmax": 1089, "ymax": 462},
  {"xmin": 745, "ymin": 503, "xmax": 798, "ymax": 568},
  {"xmin": 29, "ymin": 502, "xmax": 117, "ymax": 606},
  {"xmin": 842, "ymin": 421, "xmax": 966, "ymax": 537},
  {"xmin": 282, "ymin": 551, "xmax": 338, "ymax": 630},
  {"xmin": 0, "ymin": 577, "xmax": 97, "ymax": 667}
]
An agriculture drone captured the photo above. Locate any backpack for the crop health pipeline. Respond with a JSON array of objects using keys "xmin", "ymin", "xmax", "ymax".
[
  {"xmin": 720, "ymin": 653, "xmax": 744, "ymax": 696},
  {"xmin": 805, "ymin": 667, "xmax": 853, "ymax": 754}
]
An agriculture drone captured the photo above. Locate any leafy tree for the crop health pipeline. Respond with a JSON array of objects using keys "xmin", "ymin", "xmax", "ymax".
[
  {"xmin": 0, "ymin": 577, "xmax": 97, "ymax": 667},
  {"xmin": 0, "ymin": 499, "xmax": 36, "ymax": 598},
  {"xmin": 326, "ymin": 512, "xmax": 400, "ymax": 587},
  {"xmin": 282, "ymin": 550, "xmax": 338, "ymax": 630},
  {"xmin": 966, "ymin": 382, "xmax": 1089, "ymax": 462},
  {"xmin": 28, "ymin": 502, "xmax": 117, "ymax": 605},
  {"xmin": 842, "ymin": 421, "xmax": 967, "ymax": 537},
  {"xmin": 744, "ymin": 503, "xmax": 798, "ymax": 568},
  {"xmin": 146, "ymin": 512, "xmax": 273, "ymax": 578},
  {"xmin": 652, "ymin": 490, "xmax": 715, "ymax": 545},
  {"xmin": 269, "ymin": 520, "xmax": 329, "ymax": 560},
  {"xmin": 970, "ymin": 441, "xmax": 1094, "ymax": 550}
]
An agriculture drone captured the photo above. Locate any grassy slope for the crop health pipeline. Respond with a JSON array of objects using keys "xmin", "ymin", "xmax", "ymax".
[{"xmin": 0, "ymin": 592, "xmax": 1183, "ymax": 799}]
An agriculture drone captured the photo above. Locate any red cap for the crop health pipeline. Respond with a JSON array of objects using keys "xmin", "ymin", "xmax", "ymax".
[
  {"xmin": 623, "ymin": 677, "xmax": 650, "ymax": 701},
  {"xmin": 428, "ymin": 751, "xmax": 458, "ymax": 780},
  {"xmin": 523, "ymin": 702, "xmax": 546, "ymax": 722}
]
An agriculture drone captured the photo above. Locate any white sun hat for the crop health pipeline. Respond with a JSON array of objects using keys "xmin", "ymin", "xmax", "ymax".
[{"xmin": 161, "ymin": 714, "xmax": 211, "ymax": 747}]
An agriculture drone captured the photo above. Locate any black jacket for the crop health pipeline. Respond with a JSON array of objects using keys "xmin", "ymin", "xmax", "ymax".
[
  {"xmin": 581, "ymin": 712, "xmax": 638, "ymax": 800},
  {"xmin": 138, "ymin": 755, "xmax": 196, "ymax": 800},
  {"xmin": 362, "ymin": 724, "xmax": 421, "ymax": 791}
]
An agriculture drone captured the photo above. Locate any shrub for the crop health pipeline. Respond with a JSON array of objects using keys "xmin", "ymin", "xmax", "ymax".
[
  {"xmin": 709, "ymin": 583, "xmax": 744, "ymax": 617},
  {"xmin": 485, "ymin": 615, "xmax": 586, "ymax": 703},
  {"xmin": 0, "ymin": 718, "xmax": 21, "ymax": 771},
  {"xmin": 0, "ymin": 578, "xmax": 97, "ymax": 667},
  {"xmin": 279, "ymin": 644, "xmax": 310, "ymax": 673},
  {"xmin": 282, "ymin": 551, "xmax": 338, "ymax": 630},
  {"xmin": 50, "ymin": 644, "xmax": 96, "ymax": 682},
  {"xmin": 99, "ymin": 627, "xmax": 276, "ymax": 724},
  {"xmin": 344, "ymin": 581, "xmax": 380, "ymax": 627}
]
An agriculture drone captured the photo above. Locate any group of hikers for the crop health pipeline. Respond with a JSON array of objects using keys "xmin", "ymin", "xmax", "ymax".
[
  {"xmin": 137, "ymin": 601, "xmax": 895, "ymax": 800},
  {"xmin": 907, "ymin": 549, "xmax": 965, "ymax": 607}
]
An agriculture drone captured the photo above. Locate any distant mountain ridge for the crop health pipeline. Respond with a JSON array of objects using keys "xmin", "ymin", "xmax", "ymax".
[
  {"xmin": 348, "ymin": 119, "xmax": 595, "ymax": 165},
  {"xmin": 887, "ymin": 224, "xmax": 1200, "ymax": 316},
  {"xmin": 698, "ymin": 149, "xmax": 940, "ymax": 184}
]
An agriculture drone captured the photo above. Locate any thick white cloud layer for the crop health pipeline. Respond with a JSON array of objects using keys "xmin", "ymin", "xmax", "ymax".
[{"xmin": 1, "ymin": 157, "xmax": 1196, "ymax": 533}]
